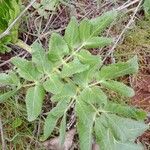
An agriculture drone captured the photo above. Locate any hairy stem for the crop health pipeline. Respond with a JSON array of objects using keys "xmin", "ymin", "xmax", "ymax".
[{"xmin": 15, "ymin": 40, "xmax": 32, "ymax": 53}]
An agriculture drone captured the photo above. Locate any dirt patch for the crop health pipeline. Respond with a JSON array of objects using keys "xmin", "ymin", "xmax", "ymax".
[
  {"xmin": 131, "ymin": 75, "xmax": 150, "ymax": 111},
  {"xmin": 131, "ymin": 75, "xmax": 150, "ymax": 149}
]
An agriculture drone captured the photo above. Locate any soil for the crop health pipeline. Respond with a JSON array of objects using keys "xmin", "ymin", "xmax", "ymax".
[
  {"xmin": 131, "ymin": 75, "xmax": 150, "ymax": 149},
  {"xmin": 132, "ymin": 75, "xmax": 150, "ymax": 112}
]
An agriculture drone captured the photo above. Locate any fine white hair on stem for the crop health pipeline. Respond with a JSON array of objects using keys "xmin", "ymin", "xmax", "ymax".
[{"xmin": 0, "ymin": 0, "xmax": 37, "ymax": 40}]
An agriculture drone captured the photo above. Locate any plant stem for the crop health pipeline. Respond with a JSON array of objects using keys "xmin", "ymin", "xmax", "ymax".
[
  {"xmin": 89, "ymin": 81, "xmax": 103, "ymax": 87},
  {"xmin": 15, "ymin": 40, "xmax": 32, "ymax": 53},
  {"xmin": 19, "ymin": 43, "xmax": 84, "ymax": 88}
]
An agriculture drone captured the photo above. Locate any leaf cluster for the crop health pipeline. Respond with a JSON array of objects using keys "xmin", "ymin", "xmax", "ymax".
[
  {"xmin": 0, "ymin": 0, "xmax": 20, "ymax": 53},
  {"xmin": 0, "ymin": 10, "xmax": 148, "ymax": 150}
]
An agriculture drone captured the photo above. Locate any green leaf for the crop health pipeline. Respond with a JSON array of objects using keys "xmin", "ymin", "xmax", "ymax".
[
  {"xmin": 48, "ymin": 33, "xmax": 69, "ymax": 61},
  {"xmin": 64, "ymin": 17, "xmax": 80, "ymax": 49},
  {"xmin": 0, "ymin": 0, "xmax": 20, "ymax": 53},
  {"xmin": 8, "ymin": 0, "xmax": 20, "ymax": 43},
  {"xmin": 42, "ymin": 99, "xmax": 70, "ymax": 141},
  {"xmin": 83, "ymin": 37, "xmax": 112, "ymax": 49},
  {"xmin": 76, "ymin": 98, "xmax": 96, "ymax": 150},
  {"xmin": 79, "ymin": 86, "xmax": 107, "ymax": 106},
  {"xmin": 94, "ymin": 121, "xmax": 111, "ymax": 150},
  {"xmin": 0, "ymin": 89, "xmax": 18, "ymax": 103},
  {"xmin": 0, "ymin": 72, "xmax": 20, "ymax": 87},
  {"xmin": 104, "ymin": 102, "xmax": 147, "ymax": 120},
  {"xmin": 59, "ymin": 113, "xmax": 67, "ymax": 146},
  {"xmin": 101, "ymin": 80, "xmax": 135, "ymax": 97},
  {"xmin": 77, "ymin": 49, "xmax": 102, "ymax": 67},
  {"xmin": 25, "ymin": 84, "xmax": 45, "ymax": 121},
  {"xmin": 11, "ymin": 57, "xmax": 42, "ymax": 81},
  {"xmin": 9, "ymin": 72, "xmax": 20, "ymax": 87},
  {"xmin": 32, "ymin": 42, "xmax": 52, "ymax": 73},
  {"xmin": 105, "ymin": 114, "xmax": 148, "ymax": 141},
  {"xmin": 94, "ymin": 122, "xmax": 144, "ymax": 150},
  {"xmin": 73, "ymin": 50, "xmax": 102, "ymax": 88},
  {"xmin": 51, "ymin": 83, "xmax": 77, "ymax": 102},
  {"xmin": 73, "ymin": 70, "xmax": 94, "ymax": 88},
  {"xmin": 12, "ymin": 117, "xmax": 22, "ymax": 128},
  {"xmin": 79, "ymin": 18, "xmax": 92, "ymax": 41},
  {"xmin": 94, "ymin": 114, "xmax": 148, "ymax": 150},
  {"xmin": 143, "ymin": 0, "xmax": 150, "ymax": 16},
  {"xmin": 0, "ymin": 36, "xmax": 11, "ymax": 53},
  {"xmin": 43, "ymin": 74, "xmax": 64, "ymax": 94},
  {"xmin": 0, "ymin": 73, "xmax": 13, "ymax": 85},
  {"xmin": 90, "ymin": 10, "xmax": 117, "ymax": 36},
  {"xmin": 73, "ymin": 50, "xmax": 101, "ymax": 88},
  {"xmin": 114, "ymin": 142, "xmax": 144, "ymax": 150},
  {"xmin": 98, "ymin": 56, "xmax": 139, "ymax": 80},
  {"xmin": 61, "ymin": 58, "xmax": 89, "ymax": 78}
]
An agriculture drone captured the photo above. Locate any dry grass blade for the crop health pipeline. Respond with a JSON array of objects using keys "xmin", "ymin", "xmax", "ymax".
[
  {"xmin": 0, "ymin": 116, "xmax": 6, "ymax": 150},
  {"xmin": 102, "ymin": 0, "xmax": 143, "ymax": 64}
]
